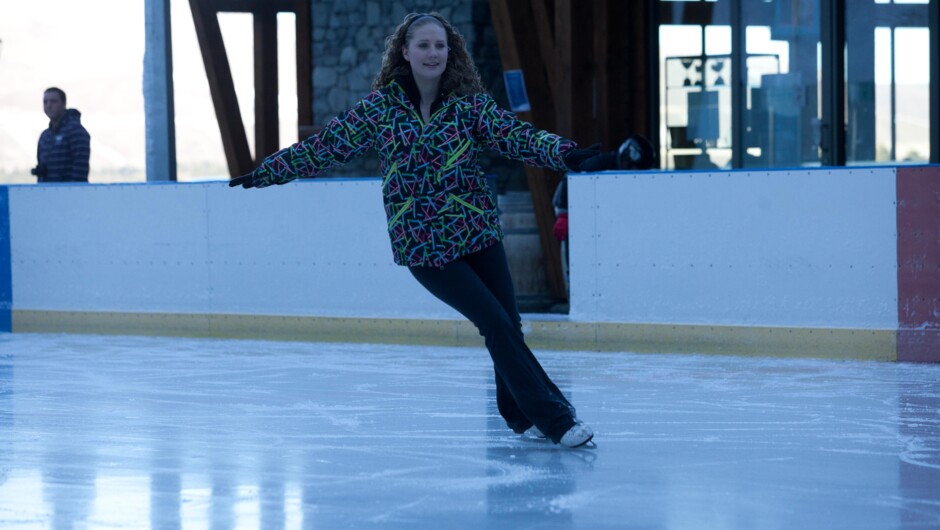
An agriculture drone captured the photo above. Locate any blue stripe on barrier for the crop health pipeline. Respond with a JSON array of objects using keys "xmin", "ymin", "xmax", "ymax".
[{"xmin": 0, "ymin": 187, "xmax": 11, "ymax": 332}]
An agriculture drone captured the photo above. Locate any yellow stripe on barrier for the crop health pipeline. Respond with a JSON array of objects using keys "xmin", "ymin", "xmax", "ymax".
[
  {"xmin": 526, "ymin": 321, "xmax": 897, "ymax": 361},
  {"xmin": 13, "ymin": 310, "xmax": 482, "ymax": 347},
  {"xmin": 13, "ymin": 310, "xmax": 896, "ymax": 361}
]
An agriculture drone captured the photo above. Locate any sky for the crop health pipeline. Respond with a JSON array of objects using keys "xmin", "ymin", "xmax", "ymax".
[{"xmin": 0, "ymin": 0, "xmax": 297, "ymax": 183}]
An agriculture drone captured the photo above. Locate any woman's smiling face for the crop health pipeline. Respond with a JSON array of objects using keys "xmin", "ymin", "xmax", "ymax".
[{"xmin": 402, "ymin": 21, "xmax": 449, "ymax": 83}]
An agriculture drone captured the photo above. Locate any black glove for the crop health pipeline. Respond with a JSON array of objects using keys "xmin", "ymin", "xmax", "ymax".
[
  {"xmin": 562, "ymin": 143, "xmax": 601, "ymax": 172},
  {"xmin": 577, "ymin": 151, "xmax": 617, "ymax": 172},
  {"xmin": 228, "ymin": 174, "xmax": 256, "ymax": 188},
  {"xmin": 564, "ymin": 144, "xmax": 621, "ymax": 172},
  {"xmin": 228, "ymin": 165, "xmax": 293, "ymax": 189}
]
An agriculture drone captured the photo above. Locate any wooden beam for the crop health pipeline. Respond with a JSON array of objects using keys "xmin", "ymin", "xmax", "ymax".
[
  {"xmin": 570, "ymin": 3, "xmax": 595, "ymax": 145},
  {"xmin": 295, "ymin": 0, "xmax": 312, "ymax": 141},
  {"xmin": 593, "ymin": 1, "xmax": 610, "ymax": 148},
  {"xmin": 529, "ymin": 0, "xmax": 557, "ymax": 119},
  {"xmin": 190, "ymin": 0, "xmax": 313, "ymax": 175},
  {"xmin": 189, "ymin": 0, "xmax": 253, "ymax": 177},
  {"xmin": 254, "ymin": 7, "xmax": 280, "ymax": 158},
  {"xmin": 490, "ymin": 0, "xmax": 567, "ymax": 301},
  {"xmin": 488, "ymin": 0, "xmax": 520, "ymax": 66},
  {"xmin": 551, "ymin": 0, "xmax": 595, "ymax": 144},
  {"xmin": 554, "ymin": 0, "xmax": 573, "ymax": 137},
  {"xmin": 621, "ymin": 1, "xmax": 644, "ymax": 139},
  {"xmin": 489, "ymin": 0, "xmax": 556, "ymax": 129}
]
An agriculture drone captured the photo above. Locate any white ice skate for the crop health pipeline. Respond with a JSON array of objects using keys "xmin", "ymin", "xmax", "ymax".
[
  {"xmin": 560, "ymin": 421, "xmax": 595, "ymax": 448},
  {"xmin": 523, "ymin": 425, "xmax": 548, "ymax": 439},
  {"xmin": 523, "ymin": 422, "xmax": 595, "ymax": 448}
]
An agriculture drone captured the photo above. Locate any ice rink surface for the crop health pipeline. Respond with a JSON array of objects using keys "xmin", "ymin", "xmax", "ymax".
[{"xmin": 0, "ymin": 332, "xmax": 938, "ymax": 529}]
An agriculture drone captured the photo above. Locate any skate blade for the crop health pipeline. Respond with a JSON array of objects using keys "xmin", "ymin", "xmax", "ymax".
[{"xmin": 570, "ymin": 436, "xmax": 596, "ymax": 449}]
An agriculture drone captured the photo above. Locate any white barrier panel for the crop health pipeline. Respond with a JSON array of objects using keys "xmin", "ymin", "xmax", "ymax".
[
  {"xmin": 8, "ymin": 167, "xmax": 901, "ymax": 334},
  {"xmin": 10, "ymin": 180, "xmax": 460, "ymax": 319},
  {"xmin": 567, "ymin": 168, "xmax": 898, "ymax": 329}
]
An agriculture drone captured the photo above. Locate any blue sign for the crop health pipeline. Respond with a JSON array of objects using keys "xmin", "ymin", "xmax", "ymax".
[{"xmin": 503, "ymin": 70, "xmax": 531, "ymax": 112}]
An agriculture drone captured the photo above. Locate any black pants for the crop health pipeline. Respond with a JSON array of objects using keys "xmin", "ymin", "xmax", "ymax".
[{"xmin": 409, "ymin": 242, "xmax": 576, "ymax": 442}]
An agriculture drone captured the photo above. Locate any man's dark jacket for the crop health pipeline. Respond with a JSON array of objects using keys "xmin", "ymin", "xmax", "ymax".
[{"xmin": 36, "ymin": 108, "xmax": 90, "ymax": 182}]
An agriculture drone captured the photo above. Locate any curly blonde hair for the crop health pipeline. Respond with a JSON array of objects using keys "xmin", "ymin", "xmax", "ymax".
[{"xmin": 372, "ymin": 12, "xmax": 485, "ymax": 96}]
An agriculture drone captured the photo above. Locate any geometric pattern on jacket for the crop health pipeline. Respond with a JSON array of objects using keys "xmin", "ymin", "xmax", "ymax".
[{"xmin": 250, "ymin": 79, "xmax": 576, "ymax": 268}]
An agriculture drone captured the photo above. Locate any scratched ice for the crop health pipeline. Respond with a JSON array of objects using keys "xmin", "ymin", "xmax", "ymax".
[{"xmin": 0, "ymin": 332, "xmax": 938, "ymax": 529}]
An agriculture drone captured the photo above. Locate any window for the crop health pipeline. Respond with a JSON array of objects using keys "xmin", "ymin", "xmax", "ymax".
[{"xmin": 656, "ymin": 0, "xmax": 935, "ymax": 168}]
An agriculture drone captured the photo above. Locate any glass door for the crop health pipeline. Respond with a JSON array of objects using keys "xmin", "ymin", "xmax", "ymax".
[
  {"xmin": 656, "ymin": 0, "xmax": 936, "ymax": 168},
  {"xmin": 659, "ymin": 1, "xmax": 734, "ymax": 170},
  {"xmin": 741, "ymin": 1, "xmax": 822, "ymax": 168},
  {"xmin": 657, "ymin": 0, "xmax": 824, "ymax": 169},
  {"xmin": 845, "ymin": 0, "xmax": 932, "ymax": 164}
]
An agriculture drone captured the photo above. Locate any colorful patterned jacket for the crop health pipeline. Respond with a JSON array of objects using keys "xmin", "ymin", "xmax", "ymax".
[{"xmin": 249, "ymin": 78, "xmax": 576, "ymax": 268}]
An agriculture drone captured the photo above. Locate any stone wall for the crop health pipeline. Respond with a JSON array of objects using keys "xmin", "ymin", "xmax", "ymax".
[{"xmin": 310, "ymin": 0, "xmax": 524, "ymax": 190}]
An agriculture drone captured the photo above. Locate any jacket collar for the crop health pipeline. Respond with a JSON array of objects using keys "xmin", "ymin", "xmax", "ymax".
[
  {"xmin": 392, "ymin": 74, "xmax": 446, "ymax": 117},
  {"xmin": 50, "ymin": 108, "xmax": 81, "ymax": 133}
]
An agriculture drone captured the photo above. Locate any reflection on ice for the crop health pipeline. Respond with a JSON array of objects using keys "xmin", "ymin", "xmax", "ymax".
[{"xmin": 0, "ymin": 332, "xmax": 938, "ymax": 528}]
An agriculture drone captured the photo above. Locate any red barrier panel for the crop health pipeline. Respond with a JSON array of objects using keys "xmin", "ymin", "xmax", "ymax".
[{"xmin": 896, "ymin": 166, "xmax": 940, "ymax": 362}]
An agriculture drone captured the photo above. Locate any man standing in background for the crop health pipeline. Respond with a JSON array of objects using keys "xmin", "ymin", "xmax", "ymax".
[{"xmin": 32, "ymin": 87, "xmax": 90, "ymax": 182}]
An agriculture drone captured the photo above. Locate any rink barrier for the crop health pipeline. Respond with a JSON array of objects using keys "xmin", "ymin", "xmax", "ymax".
[
  {"xmin": 566, "ymin": 165, "xmax": 939, "ymax": 363},
  {"xmin": 2, "ymin": 165, "xmax": 938, "ymax": 362},
  {"xmin": 14, "ymin": 310, "xmax": 896, "ymax": 361}
]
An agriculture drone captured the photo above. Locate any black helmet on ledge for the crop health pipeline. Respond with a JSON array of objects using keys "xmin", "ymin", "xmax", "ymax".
[{"xmin": 616, "ymin": 134, "xmax": 656, "ymax": 170}]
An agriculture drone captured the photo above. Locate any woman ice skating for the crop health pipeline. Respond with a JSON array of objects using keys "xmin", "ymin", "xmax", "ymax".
[{"xmin": 230, "ymin": 12, "xmax": 602, "ymax": 448}]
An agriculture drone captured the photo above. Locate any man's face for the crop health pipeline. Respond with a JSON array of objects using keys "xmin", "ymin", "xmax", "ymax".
[{"xmin": 43, "ymin": 91, "xmax": 66, "ymax": 121}]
